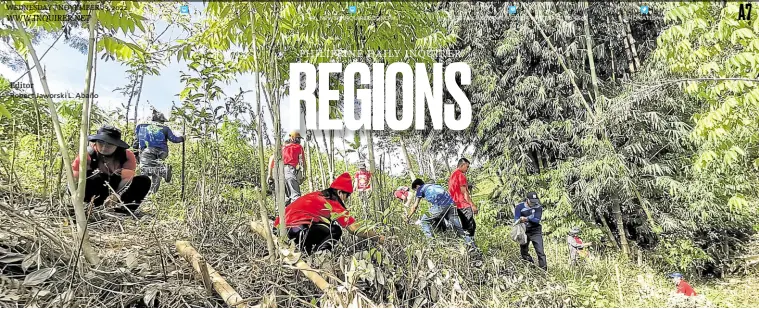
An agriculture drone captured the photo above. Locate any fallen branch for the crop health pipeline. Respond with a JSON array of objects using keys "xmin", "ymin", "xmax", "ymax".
[{"xmin": 175, "ymin": 241, "xmax": 247, "ymax": 308}]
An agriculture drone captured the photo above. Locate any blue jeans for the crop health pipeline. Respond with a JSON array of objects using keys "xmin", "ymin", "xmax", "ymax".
[{"xmin": 420, "ymin": 203, "xmax": 476, "ymax": 247}]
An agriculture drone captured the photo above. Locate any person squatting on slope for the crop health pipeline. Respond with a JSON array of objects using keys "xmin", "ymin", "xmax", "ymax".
[
  {"xmin": 670, "ymin": 273, "xmax": 698, "ymax": 296},
  {"xmin": 567, "ymin": 227, "xmax": 592, "ymax": 266},
  {"xmin": 406, "ymin": 179, "xmax": 479, "ymax": 252},
  {"xmin": 73, "ymin": 125, "xmax": 151, "ymax": 214},
  {"xmin": 132, "ymin": 109, "xmax": 185, "ymax": 194},
  {"xmin": 515, "ymin": 191, "xmax": 547, "ymax": 270},
  {"xmin": 449, "ymin": 157, "xmax": 477, "ymax": 239},
  {"xmin": 282, "ymin": 131, "xmax": 307, "ymax": 206},
  {"xmin": 273, "ymin": 173, "xmax": 383, "ymax": 254},
  {"xmin": 353, "ymin": 162, "xmax": 372, "ymax": 207}
]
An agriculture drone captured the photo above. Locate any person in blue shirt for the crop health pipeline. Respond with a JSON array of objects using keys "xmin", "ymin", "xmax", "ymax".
[
  {"xmin": 514, "ymin": 191, "xmax": 547, "ymax": 270},
  {"xmin": 406, "ymin": 179, "xmax": 477, "ymax": 250},
  {"xmin": 132, "ymin": 109, "xmax": 185, "ymax": 193}
]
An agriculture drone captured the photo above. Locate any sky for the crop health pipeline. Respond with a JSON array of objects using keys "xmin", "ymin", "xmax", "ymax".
[{"xmin": 0, "ymin": 2, "xmax": 474, "ymax": 177}]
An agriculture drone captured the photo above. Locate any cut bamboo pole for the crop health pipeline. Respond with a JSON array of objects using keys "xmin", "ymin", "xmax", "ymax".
[{"xmin": 175, "ymin": 241, "xmax": 247, "ymax": 308}]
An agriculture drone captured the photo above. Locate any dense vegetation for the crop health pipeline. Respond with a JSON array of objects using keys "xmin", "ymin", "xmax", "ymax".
[{"xmin": 0, "ymin": 1, "xmax": 757, "ymax": 307}]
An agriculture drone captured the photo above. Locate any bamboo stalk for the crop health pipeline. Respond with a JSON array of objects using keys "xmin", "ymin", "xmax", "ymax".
[{"xmin": 175, "ymin": 241, "xmax": 247, "ymax": 308}]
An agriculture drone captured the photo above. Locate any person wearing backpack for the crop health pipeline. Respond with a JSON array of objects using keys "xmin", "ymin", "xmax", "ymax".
[
  {"xmin": 132, "ymin": 109, "xmax": 185, "ymax": 194},
  {"xmin": 515, "ymin": 191, "xmax": 547, "ymax": 270},
  {"xmin": 73, "ymin": 125, "xmax": 151, "ymax": 214}
]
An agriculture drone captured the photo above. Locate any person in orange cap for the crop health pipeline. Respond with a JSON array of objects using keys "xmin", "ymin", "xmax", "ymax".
[{"xmin": 273, "ymin": 172, "xmax": 384, "ymax": 254}]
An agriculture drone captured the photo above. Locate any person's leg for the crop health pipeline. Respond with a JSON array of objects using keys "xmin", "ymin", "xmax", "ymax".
[
  {"xmin": 141, "ymin": 149, "xmax": 161, "ymax": 194},
  {"xmin": 445, "ymin": 206, "xmax": 476, "ymax": 247},
  {"xmin": 457, "ymin": 208, "xmax": 475, "ymax": 238},
  {"xmin": 117, "ymin": 175, "xmax": 152, "ymax": 212},
  {"xmin": 83, "ymin": 173, "xmax": 110, "ymax": 207},
  {"xmin": 302, "ymin": 223, "xmax": 342, "ymax": 254},
  {"xmin": 420, "ymin": 203, "xmax": 449, "ymax": 238},
  {"xmin": 531, "ymin": 229, "xmax": 547, "ymax": 270},
  {"xmin": 283, "ymin": 165, "xmax": 300, "ymax": 205},
  {"xmin": 158, "ymin": 150, "xmax": 171, "ymax": 183},
  {"xmin": 520, "ymin": 241, "xmax": 535, "ymax": 264}
]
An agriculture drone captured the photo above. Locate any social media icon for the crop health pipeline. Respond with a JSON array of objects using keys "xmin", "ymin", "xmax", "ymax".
[
  {"xmin": 640, "ymin": 6, "xmax": 649, "ymax": 15},
  {"xmin": 508, "ymin": 6, "xmax": 517, "ymax": 15},
  {"xmin": 180, "ymin": 5, "xmax": 189, "ymax": 14},
  {"xmin": 349, "ymin": 6, "xmax": 357, "ymax": 14}
]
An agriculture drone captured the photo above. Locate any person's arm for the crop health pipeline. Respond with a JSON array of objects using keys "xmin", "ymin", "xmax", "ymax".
[
  {"xmin": 407, "ymin": 198, "xmax": 422, "ymax": 221},
  {"xmin": 299, "ymin": 146, "xmax": 306, "ymax": 174},
  {"xmin": 514, "ymin": 203, "xmax": 522, "ymax": 222},
  {"xmin": 346, "ymin": 222, "xmax": 384, "ymax": 243},
  {"xmin": 165, "ymin": 126, "xmax": 185, "ymax": 143},
  {"xmin": 115, "ymin": 151, "xmax": 137, "ymax": 191},
  {"xmin": 528, "ymin": 206, "xmax": 542, "ymax": 224},
  {"xmin": 404, "ymin": 194, "xmax": 413, "ymax": 208}
]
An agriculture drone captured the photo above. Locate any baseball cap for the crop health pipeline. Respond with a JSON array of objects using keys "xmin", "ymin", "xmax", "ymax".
[
  {"xmin": 526, "ymin": 191, "xmax": 541, "ymax": 205},
  {"xmin": 669, "ymin": 273, "xmax": 684, "ymax": 278}
]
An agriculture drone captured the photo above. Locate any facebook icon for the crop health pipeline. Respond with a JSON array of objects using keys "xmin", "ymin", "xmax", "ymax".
[{"xmin": 180, "ymin": 5, "xmax": 189, "ymax": 14}]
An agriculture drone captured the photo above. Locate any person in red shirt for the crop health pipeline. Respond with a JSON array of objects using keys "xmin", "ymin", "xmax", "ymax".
[
  {"xmin": 273, "ymin": 173, "xmax": 383, "ymax": 254},
  {"xmin": 282, "ymin": 131, "xmax": 307, "ymax": 206},
  {"xmin": 670, "ymin": 273, "xmax": 698, "ymax": 296},
  {"xmin": 449, "ymin": 157, "xmax": 477, "ymax": 238},
  {"xmin": 72, "ymin": 125, "xmax": 151, "ymax": 214},
  {"xmin": 353, "ymin": 162, "xmax": 372, "ymax": 207}
]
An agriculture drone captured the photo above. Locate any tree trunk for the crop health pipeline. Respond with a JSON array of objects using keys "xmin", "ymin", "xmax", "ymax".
[
  {"xmin": 399, "ymin": 136, "xmax": 417, "ymax": 180},
  {"xmin": 305, "ymin": 130, "xmax": 315, "ymax": 192},
  {"xmin": 124, "ymin": 76, "xmax": 138, "ymax": 129},
  {"xmin": 16, "ymin": 19, "xmax": 99, "ymax": 265},
  {"xmin": 366, "ymin": 129, "xmax": 380, "ymax": 211},
  {"xmin": 583, "ymin": 1, "xmax": 600, "ymax": 102},
  {"xmin": 607, "ymin": 16, "xmax": 617, "ymax": 82},
  {"xmin": 313, "ymin": 138, "xmax": 327, "ymax": 188},
  {"xmin": 249, "ymin": 4, "xmax": 275, "ymax": 260},
  {"xmin": 428, "ymin": 152, "xmax": 437, "ymax": 180},
  {"xmin": 617, "ymin": 10, "xmax": 637, "ymax": 73},
  {"xmin": 132, "ymin": 74, "xmax": 145, "ymax": 127},
  {"xmin": 597, "ymin": 208, "xmax": 620, "ymax": 250},
  {"xmin": 321, "ymin": 130, "xmax": 334, "ymax": 180},
  {"xmin": 621, "ymin": 10, "xmax": 641, "ymax": 69},
  {"xmin": 611, "ymin": 202, "xmax": 630, "ymax": 257}
]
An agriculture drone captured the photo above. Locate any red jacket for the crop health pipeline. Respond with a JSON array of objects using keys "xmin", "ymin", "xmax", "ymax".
[
  {"xmin": 273, "ymin": 192, "xmax": 356, "ymax": 228},
  {"xmin": 676, "ymin": 281, "xmax": 697, "ymax": 296}
]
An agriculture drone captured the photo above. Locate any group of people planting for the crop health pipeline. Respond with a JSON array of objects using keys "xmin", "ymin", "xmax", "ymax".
[{"xmin": 74, "ymin": 119, "xmax": 699, "ymax": 297}]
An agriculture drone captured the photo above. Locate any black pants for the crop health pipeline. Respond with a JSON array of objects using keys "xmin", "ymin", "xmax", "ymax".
[
  {"xmin": 286, "ymin": 222, "xmax": 343, "ymax": 255},
  {"xmin": 457, "ymin": 207, "xmax": 477, "ymax": 237},
  {"xmin": 520, "ymin": 226, "xmax": 547, "ymax": 270},
  {"xmin": 84, "ymin": 173, "xmax": 151, "ymax": 212}
]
